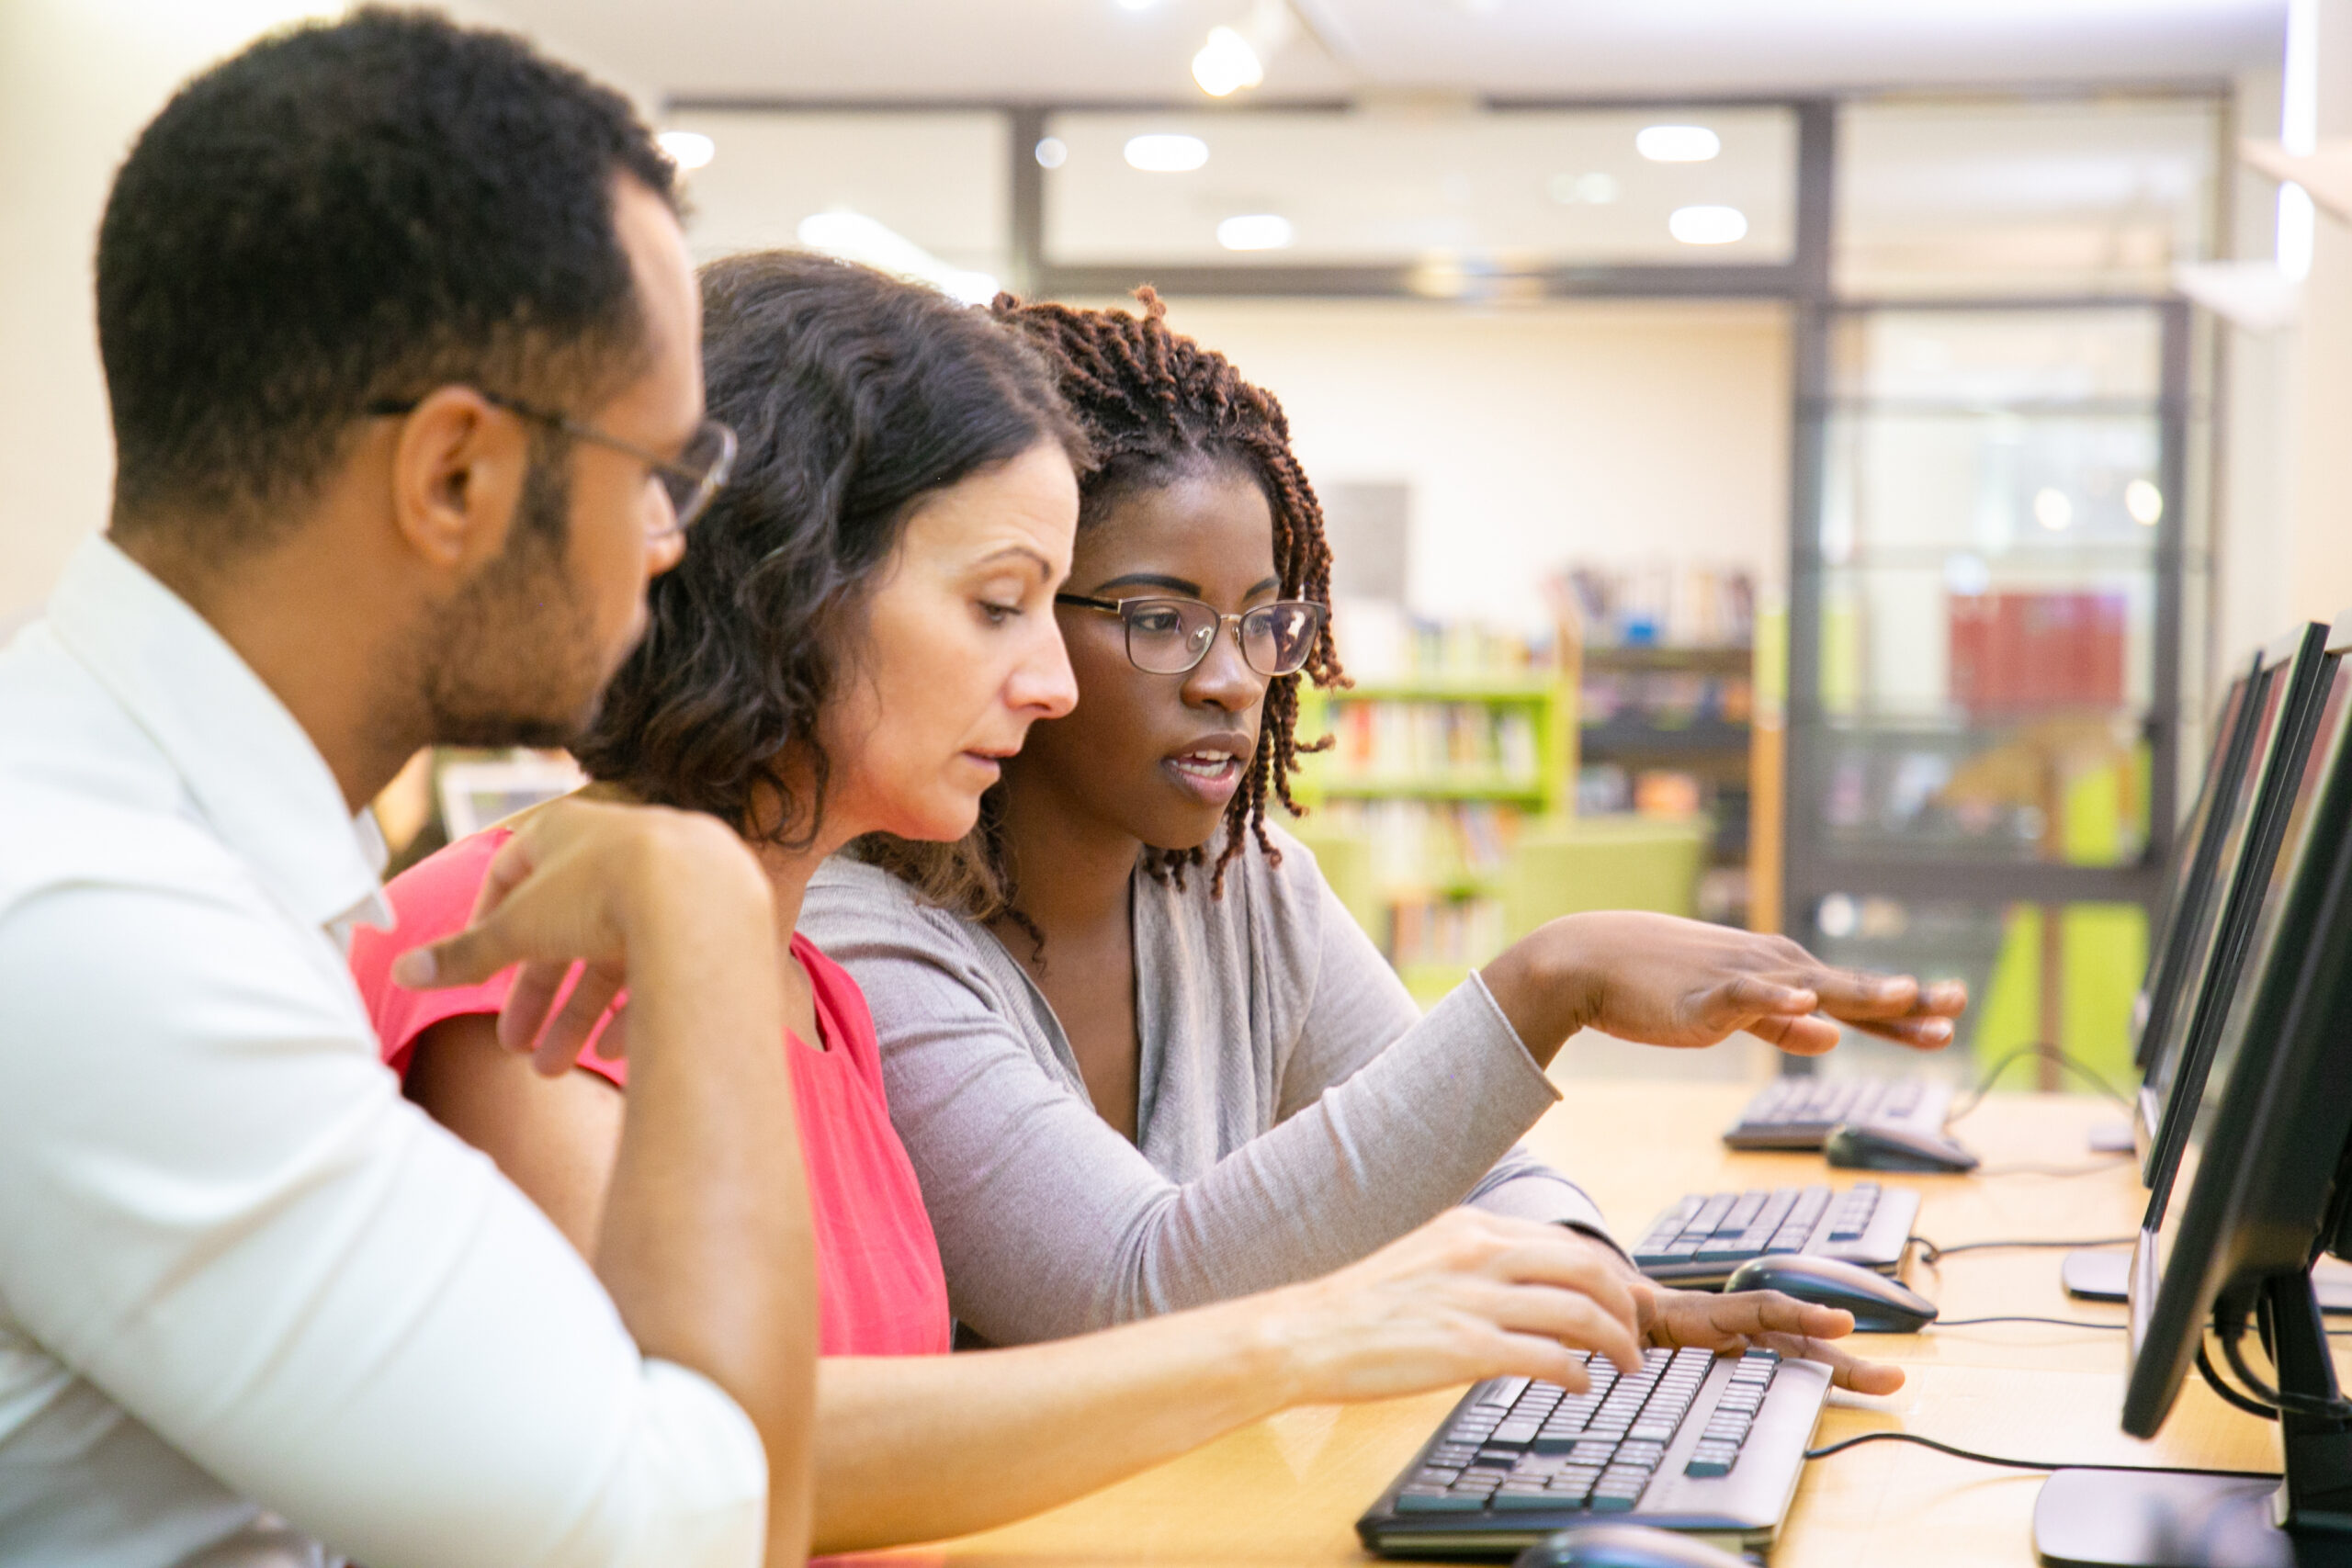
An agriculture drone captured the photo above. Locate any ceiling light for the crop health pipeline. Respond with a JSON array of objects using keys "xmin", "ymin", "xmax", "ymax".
[
  {"xmin": 795, "ymin": 211, "xmax": 999, "ymax": 306},
  {"xmin": 1035, "ymin": 136, "xmax": 1069, "ymax": 170},
  {"xmin": 2125, "ymin": 479, "xmax": 2165, "ymax": 526},
  {"xmin": 1668, "ymin": 205, "xmax": 1747, "ymax": 245},
  {"xmin": 1116, "ymin": 0, "xmax": 1160, "ymax": 9},
  {"xmin": 1125, "ymin": 133, "xmax": 1209, "ymax": 173},
  {"xmin": 2033, "ymin": 488, "xmax": 2074, "ymax": 532},
  {"xmin": 1193, "ymin": 25, "xmax": 1263, "ymax": 96},
  {"xmin": 655, "ymin": 130, "xmax": 715, "ymax": 172},
  {"xmin": 1636, "ymin": 124, "xmax": 1721, "ymax": 163},
  {"xmin": 1216, "ymin": 214, "xmax": 1293, "ymax": 251}
]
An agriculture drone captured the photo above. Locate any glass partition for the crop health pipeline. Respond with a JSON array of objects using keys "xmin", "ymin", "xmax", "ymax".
[
  {"xmin": 1836, "ymin": 97, "xmax": 2221, "ymax": 299},
  {"xmin": 1042, "ymin": 106, "xmax": 1796, "ymax": 269},
  {"xmin": 662, "ymin": 109, "xmax": 1012, "ymax": 288}
]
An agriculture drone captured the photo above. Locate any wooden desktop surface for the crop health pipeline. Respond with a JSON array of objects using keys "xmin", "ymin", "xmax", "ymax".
[{"xmin": 842, "ymin": 1081, "xmax": 2305, "ymax": 1568}]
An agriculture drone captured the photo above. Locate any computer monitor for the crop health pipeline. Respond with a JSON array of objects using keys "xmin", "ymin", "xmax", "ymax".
[
  {"xmin": 2033, "ymin": 617, "xmax": 2352, "ymax": 1568},
  {"xmin": 2133, "ymin": 622, "xmax": 2332, "ymax": 1179},
  {"xmin": 2128, "ymin": 648, "xmax": 2263, "ymax": 1079}
]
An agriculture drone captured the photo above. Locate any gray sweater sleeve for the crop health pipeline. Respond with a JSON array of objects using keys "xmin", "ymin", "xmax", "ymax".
[
  {"xmin": 1283, "ymin": 868, "xmax": 1612, "ymax": 1235},
  {"xmin": 808, "ymin": 857, "xmax": 1605, "ymax": 1346}
]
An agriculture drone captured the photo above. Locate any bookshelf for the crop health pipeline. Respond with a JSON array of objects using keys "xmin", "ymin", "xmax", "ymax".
[
  {"xmin": 1573, "ymin": 641, "xmax": 1761, "ymax": 929},
  {"xmin": 1291, "ymin": 667, "xmax": 1576, "ymax": 1004}
]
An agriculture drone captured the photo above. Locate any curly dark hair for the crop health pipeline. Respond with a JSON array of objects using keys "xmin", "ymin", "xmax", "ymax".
[
  {"xmin": 860, "ymin": 288, "xmax": 1342, "ymax": 922},
  {"xmin": 97, "ymin": 7, "xmax": 676, "ymax": 550},
  {"xmin": 571, "ymin": 252, "xmax": 1081, "ymax": 849}
]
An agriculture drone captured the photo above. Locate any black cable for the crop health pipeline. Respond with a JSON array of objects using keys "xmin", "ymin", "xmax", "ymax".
[
  {"xmin": 1908, "ymin": 1233, "xmax": 2134, "ymax": 1266},
  {"xmin": 2198, "ymin": 1341, "xmax": 2281, "ymax": 1422},
  {"xmin": 1946, "ymin": 1042, "xmax": 2132, "ymax": 1123},
  {"xmin": 1934, "ymin": 1314, "xmax": 2125, "ymax": 1329},
  {"xmin": 2218, "ymin": 1318, "xmax": 2352, "ymax": 1419},
  {"xmin": 1803, "ymin": 1427, "xmax": 2278, "ymax": 1479}
]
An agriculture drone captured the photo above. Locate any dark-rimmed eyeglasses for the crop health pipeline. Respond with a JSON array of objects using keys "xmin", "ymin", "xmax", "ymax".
[
  {"xmin": 1056, "ymin": 593, "xmax": 1328, "ymax": 678},
  {"xmin": 366, "ymin": 390, "xmax": 736, "ymax": 536}
]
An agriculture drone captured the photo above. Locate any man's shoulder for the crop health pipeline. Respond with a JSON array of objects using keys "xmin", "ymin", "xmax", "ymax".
[{"xmin": 0, "ymin": 627, "xmax": 252, "ymax": 920}]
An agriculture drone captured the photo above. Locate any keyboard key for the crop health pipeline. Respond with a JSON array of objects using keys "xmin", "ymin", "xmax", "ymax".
[
  {"xmin": 1396, "ymin": 1492, "xmax": 1487, "ymax": 1513},
  {"xmin": 1474, "ymin": 1377, "xmax": 1531, "ymax": 1410}
]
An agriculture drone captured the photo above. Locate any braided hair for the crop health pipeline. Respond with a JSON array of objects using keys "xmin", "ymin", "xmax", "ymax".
[
  {"xmin": 859, "ymin": 288, "xmax": 1343, "ymax": 922},
  {"xmin": 1009, "ymin": 288, "xmax": 1341, "ymax": 895}
]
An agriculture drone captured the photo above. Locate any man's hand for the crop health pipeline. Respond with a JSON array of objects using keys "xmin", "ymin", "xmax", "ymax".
[
  {"xmin": 1483, "ymin": 910, "xmax": 1967, "ymax": 1065},
  {"xmin": 390, "ymin": 796, "xmax": 776, "ymax": 1076}
]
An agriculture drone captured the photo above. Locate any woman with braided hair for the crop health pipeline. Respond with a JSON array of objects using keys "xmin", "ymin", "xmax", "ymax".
[{"xmin": 805, "ymin": 288, "xmax": 1967, "ymax": 1349}]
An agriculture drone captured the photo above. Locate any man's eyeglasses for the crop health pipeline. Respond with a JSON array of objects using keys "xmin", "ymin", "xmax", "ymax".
[
  {"xmin": 366, "ymin": 390, "xmax": 736, "ymax": 536},
  {"xmin": 1055, "ymin": 593, "xmax": 1328, "ymax": 679}
]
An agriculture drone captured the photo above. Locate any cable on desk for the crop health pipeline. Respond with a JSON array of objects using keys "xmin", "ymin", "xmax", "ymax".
[
  {"xmin": 2218, "ymin": 1317, "xmax": 2352, "ymax": 1420},
  {"xmin": 1946, "ymin": 1043, "xmax": 2131, "ymax": 1123},
  {"xmin": 1802, "ymin": 1428, "xmax": 2274, "ymax": 1481},
  {"xmin": 1934, "ymin": 1315, "xmax": 2125, "ymax": 1330},
  {"xmin": 1908, "ymin": 1234, "xmax": 2135, "ymax": 1266}
]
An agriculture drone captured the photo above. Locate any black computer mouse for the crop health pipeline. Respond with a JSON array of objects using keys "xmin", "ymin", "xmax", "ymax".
[
  {"xmin": 1723, "ymin": 1251, "xmax": 1939, "ymax": 1333},
  {"xmin": 1513, "ymin": 1523, "xmax": 1755, "ymax": 1568},
  {"xmin": 1823, "ymin": 1120, "xmax": 1980, "ymax": 1173}
]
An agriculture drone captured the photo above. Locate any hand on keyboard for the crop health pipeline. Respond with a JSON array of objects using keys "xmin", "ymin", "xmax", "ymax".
[
  {"xmin": 1631, "ymin": 1283, "xmax": 1905, "ymax": 1395},
  {"xmin": 1481, "ymin": 911, "xmax": 1968, "ymax": 1062},
  {"xmin": 1270, "ymin": 1210, "xmax": 1647, "ymax": 1404}
]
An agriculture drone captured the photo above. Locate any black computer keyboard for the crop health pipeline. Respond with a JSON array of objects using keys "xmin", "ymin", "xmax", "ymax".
[
  {"xmin": 1357, "ymin": 1347, "xmax": 1829, "ymax": 1557},
  {"xmin": 1630, "ymin": 1181, "xmax": 1919, "ymax": 1288},
  {"xmin": 1722, "ymin": 1073, "xmax": 1953, "ymax": 1151}
]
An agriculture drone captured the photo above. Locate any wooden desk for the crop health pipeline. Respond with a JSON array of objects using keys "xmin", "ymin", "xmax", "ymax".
[{"xmin": 845, "ymin": 1082, "xmax": 2303, "ymax": 1567}]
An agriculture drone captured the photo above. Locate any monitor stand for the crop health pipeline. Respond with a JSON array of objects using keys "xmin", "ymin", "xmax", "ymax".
[
  {"xmin": 2064, "ymin": 1251, "xmax": 2352, "ymax": 1314},
  {"xmin": 2035, "ymin": 1274, "xmax": 2352, "ymax": 1566}
]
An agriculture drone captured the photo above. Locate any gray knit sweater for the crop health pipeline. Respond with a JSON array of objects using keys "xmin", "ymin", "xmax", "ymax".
[{"xmin": 801, "ymin": 824, "xmax": 1608, "ymax": 1346}]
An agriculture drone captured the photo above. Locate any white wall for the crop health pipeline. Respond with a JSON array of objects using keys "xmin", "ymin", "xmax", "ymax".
[
  {"xmin": 2282, "ymin": 0, "xmax": 2352, "ymax": 626},
  {"xmin": 1139, "ymin": 297, "xmax": 1793, "ymax": 636},
  {"xmin": 0, "ymin": 0, "xmax": 610, "ymax": 633}
]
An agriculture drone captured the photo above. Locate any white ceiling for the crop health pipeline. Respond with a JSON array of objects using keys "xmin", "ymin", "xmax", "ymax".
[{"xmin": 489, "ymin": 0, "xmax": 2286, "ymax": 108}]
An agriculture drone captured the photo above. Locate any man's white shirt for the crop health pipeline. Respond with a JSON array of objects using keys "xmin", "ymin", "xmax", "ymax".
[{"xmin": 0, "ymin": 537, "xmax": 767, "ymax": 1568}]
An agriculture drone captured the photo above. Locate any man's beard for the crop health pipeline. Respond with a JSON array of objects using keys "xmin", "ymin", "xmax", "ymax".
[{"xmin": 413, "ymin": 453, "xmax": 620, "ymax": 750}]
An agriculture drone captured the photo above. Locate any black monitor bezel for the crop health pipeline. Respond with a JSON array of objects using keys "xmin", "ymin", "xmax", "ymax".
[
  {"xmin": 2131, "ymin": 647, "xmax": 2266, "ymax": 1078},
  {"xmin": 2137, "ymin": 622, "xmax": 2334, "ymax": 1198},
  {"xmin": 2123, "ymin": 616, "xmax": 2352, "ymax": 1439}
]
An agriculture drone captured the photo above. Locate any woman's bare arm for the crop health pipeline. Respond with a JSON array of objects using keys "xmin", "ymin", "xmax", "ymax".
[{"xmin": 404, "ymin": 1010, "xmax": 1894, "ymax": 1555}]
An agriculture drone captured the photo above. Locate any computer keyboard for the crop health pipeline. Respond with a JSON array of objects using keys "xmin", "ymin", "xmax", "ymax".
[
  {"xmin": 1630, "ymin": 1181, "xmax": 1919, "ymax": 1288},
  {"xmin": 1722, "ymin": 1073, "xmax": 1953, "ymax": 1151},
  {"xmin": 1356, "ymin": 1347, "xmax": 1829, "ymax": 1557}
]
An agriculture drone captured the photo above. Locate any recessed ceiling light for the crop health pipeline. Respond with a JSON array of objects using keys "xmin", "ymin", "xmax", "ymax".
[
  {"xmin": 1668, "ymin": 205, "xmax": 1747, "ymax": 244},
  {"xmin": 2033, "ymin": 488, "xmax": 2074, "ymax": 531},
  {"xmin": 655, "ymin": 130, "xmax": 715, "ymax": 172},
  {"xmin": 1035, "ymin": 136, "xmax": 1069, "ymax": 170},
  {"xmin": 1125, "ymin": 133, "xmax": 1209, "ymax": 173},
  {"xmin": 2125, "ymin": 479, "xmax": 2165, "ymax": 525},
  {"xmin": 1115, "ymin": 0, "xmax": 1160, "ymax": 9},
  {"xmin": 1193, "ymin": 25, "xmax": 1263, "ymax": 96},
  {"xmin": 1636, "ymin": 124, "xmax": 1721, "ymax": 163},
  {"xmin": 1216, "ymin": 214, "xmax": 1293, "ymax": 251}
]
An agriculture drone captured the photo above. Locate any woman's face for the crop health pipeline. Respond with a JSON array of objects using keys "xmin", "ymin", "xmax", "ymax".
[
  {"xmin": 820, "ymin": 440, "xmax": 1080, "ymax": 844},
  {"xmin": 1003, "ymin": 463, "xmax": 1280, "ymax": 853}
]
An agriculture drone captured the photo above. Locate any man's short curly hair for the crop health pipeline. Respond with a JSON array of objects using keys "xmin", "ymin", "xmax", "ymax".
[{"xmin": 98, "ymin": 7, "xmax": 675, "ymax": 547}]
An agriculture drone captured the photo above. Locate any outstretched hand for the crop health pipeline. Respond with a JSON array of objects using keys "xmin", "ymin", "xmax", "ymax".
[
  {"xmin": 1483, "ymin": 910, "xmax": 1966, "ymax": 1063},
  {"xmin": 1633, "ymin": 1280, "xmax": 1906, "ymax": 1395}
]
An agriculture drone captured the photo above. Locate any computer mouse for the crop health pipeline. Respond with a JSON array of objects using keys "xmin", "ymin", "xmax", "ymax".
[
  {"xmin": 1723, "ymin": 1251, "xmax": 1939, "ymax": 1333},
  {"xmin": 1513, "ymin": 1523, "xmax": 1754, "ymax": 1568},
  {"xmin": 1823, "ymin": 1120, "xmax": 1980, "ymax": 1173}
]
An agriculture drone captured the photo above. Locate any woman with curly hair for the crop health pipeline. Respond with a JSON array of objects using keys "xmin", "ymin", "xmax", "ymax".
[
  {"xmin": 805, "ymin": 289, "xmax": 1966, "ymax": 1350},
  {"xmin": 351, "ymin": 254, "xmax": 1899, "ymax": 1554}
]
